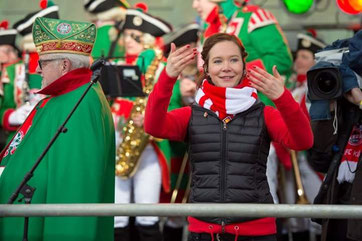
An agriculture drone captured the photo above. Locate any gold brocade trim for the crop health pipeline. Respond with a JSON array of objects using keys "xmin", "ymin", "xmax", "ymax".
[
  {"xmin": 37, "ymin": 39, "xmax": 94, "ymax": 46},
  {"xmin": 36, "ymin": 40, "xmax": 93, "ymax": 55},
  {"xmin": 38, "ymin": 50, "xmax": 91, "ymax": 56}
]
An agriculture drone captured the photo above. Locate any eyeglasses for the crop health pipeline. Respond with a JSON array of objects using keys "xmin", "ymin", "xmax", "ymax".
[{"xmin": 38, "ymin": 58, "xmax": 64, "ymax": 70}]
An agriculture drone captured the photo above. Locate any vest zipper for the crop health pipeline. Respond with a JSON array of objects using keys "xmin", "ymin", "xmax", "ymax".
[
  {"xmin": 221, "ymin": 221, "xmax": 225, "ymax": 233},
  {"xmin": 221, "ymin": 121, "xmax": 227, "ymax": 228}
]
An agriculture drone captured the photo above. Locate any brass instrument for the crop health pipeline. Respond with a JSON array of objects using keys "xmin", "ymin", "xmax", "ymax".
[
  {"xmin": 115, "ymin": 48, "xmax": 163, "ymax": 178},
  {"xmin": 290, "ymin": 150, "xmax": 309, "ymax": 204}
]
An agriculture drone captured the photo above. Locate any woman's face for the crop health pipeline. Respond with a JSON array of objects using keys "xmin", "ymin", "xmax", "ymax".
[
  {"xmin": 192, "ymin": 0, "xmax": 217, "ymax": 21},
  {"xmin": 207, "ymin": 41, "xmax": 244, "ymax": 88},
  {"xmin": 123, "ymin": 29, "xmax": 144, "ymax": 55},
  {"xmin": 293, "ymin": 49, "xmax": 315, "ymax": 75}
]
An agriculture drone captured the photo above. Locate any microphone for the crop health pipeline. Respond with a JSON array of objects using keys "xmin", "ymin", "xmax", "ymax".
[
  {"xmin": 90, "ymin": 58, "xmax": 105, "ymax": 71},
  {"xmin": 90, "ymin": 58, "xmax": 105, "ymax": 83}
]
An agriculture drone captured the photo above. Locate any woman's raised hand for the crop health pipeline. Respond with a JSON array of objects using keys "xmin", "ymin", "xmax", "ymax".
[
  {"xmin": 248, "ymin": 65, "xmax": 285, "ymax": 100},
  {"xmin": 165, "ymin": 43, "xmax": 197, "ymax": 78}
]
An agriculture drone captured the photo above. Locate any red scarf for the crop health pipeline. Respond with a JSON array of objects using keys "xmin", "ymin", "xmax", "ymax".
[
  {"xmin": 195, "ymin": 79, "xmax": 257, "ymax": 121},
  {"xmin": 337, "ymin": 123, "xmax": 362, "ymax": 183}
]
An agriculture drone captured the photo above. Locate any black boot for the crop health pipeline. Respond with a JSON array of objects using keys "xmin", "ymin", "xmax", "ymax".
[
  {"xmin": 163, "ymin": 225, "xmax": 183, "ymax": 241},
  {"xmin": 292, "ymin": 231, "xmax": 310, "ymax": 241},
  {"xmin": 137, "ymin": 223, "xmax": 162, "ymax": 241},
  {"xmin": 114, "ymin": 226, "xmax": 130, "ymax": 241}
]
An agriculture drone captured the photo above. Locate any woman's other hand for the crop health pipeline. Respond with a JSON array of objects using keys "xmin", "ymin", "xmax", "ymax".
[
  {"xmin": 248, "ymin": 65, "xmax": 285, "ymax": 100},
  {"xmin": 165, "ymin": 43, "xmax": 197, "ymax": 78}
]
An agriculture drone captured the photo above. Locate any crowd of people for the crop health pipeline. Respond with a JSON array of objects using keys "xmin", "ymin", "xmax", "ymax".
[{"xmin": 0, "ymin": 0, "xmax": 361, "ymax": 241}]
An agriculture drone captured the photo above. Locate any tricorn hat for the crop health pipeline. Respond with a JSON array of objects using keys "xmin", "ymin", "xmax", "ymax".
[
  {"xmin": 0, "ymin": 20, "xmax": 17, "ymax": 47},
  {"xmin": 163, "ymin": 23, "xmax": 199, "ymax": 56},
  {"xmin": 13, "ymin": 5, "xmax": 59, "ymax": 37},
  {"xmin": 84, "ymin": 0, "xmax": 130, "ymax": 13},
  {"xmin": 123, "ymin": 9, "xmax": 172, "ymax": 37},
  {"xmin": 297, "ymin": 33, "xmax": 326, "ymax": 54}
]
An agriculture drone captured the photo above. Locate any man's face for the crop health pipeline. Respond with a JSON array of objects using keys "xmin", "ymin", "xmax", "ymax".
[
  {"xmin": 192, "ymin": 0, "xmax": 217, "ymax": 21},
  {"xmin": 293, "ymin": 49, "xmax": 315, "ymax": 76},
  {"xmin": 36, "ymin": 55, "xmax": 64, "ymax": 88}
]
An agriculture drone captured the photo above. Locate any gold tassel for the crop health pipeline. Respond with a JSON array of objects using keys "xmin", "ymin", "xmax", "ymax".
[{"xmin": 56, "ymin": 40, "xmax": 62, "ymax": 49}]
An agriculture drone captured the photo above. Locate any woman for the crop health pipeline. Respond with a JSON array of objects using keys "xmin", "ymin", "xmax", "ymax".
[{"xmin": 144, "ymin": 33, "xmax": 313, "ymax": 241}]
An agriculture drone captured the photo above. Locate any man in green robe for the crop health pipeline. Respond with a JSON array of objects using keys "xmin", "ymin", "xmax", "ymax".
[{"xmin": 0, "ymin": 17, "xmax": 115, "ymax": 241}]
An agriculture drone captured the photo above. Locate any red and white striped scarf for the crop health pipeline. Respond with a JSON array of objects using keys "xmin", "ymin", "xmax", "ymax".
[
  {"xmin": 337, "ymin": 123, "xmax": 362, "ymax": 183},
  {"xmin": 195, "ymin": 79, "xmax": 258, "ymax": 121}
]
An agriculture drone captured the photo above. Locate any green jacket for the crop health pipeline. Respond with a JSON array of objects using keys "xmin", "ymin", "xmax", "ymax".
[{"xmin": 0, "ymin": 68, "xmax": 115, "ymax": 241}]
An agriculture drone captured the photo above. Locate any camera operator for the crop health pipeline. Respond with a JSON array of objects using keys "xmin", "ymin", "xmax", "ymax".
[{"xmin": 308, "ymin": 30, "xmax": 362, "ymax": 241}]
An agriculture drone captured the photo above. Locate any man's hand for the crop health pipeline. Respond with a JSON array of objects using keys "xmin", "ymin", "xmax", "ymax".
[{"xmin": 344, "ymin": 87, "xmax": 362, "ymax": 108}]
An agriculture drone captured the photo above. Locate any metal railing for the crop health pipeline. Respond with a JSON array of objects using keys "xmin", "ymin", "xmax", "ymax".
[{"xmin": 1, "ymin": 203, "xmax": 362, "ymax": 219}]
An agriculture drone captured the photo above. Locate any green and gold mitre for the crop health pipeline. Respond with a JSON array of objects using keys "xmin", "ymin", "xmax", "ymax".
[{"xmin": 32, "ymin": 17, "xmax": 96, "ymax": 56}]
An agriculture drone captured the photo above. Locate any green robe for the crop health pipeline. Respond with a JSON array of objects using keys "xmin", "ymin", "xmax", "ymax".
[{"xmin": 0, "ymin": 68, "xmax": 115, "ymax": 241}]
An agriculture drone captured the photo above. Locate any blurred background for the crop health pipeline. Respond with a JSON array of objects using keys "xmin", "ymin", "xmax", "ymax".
[{"xmin": 0, "ymin": 0, "xmax": 361, "ymax": 51}]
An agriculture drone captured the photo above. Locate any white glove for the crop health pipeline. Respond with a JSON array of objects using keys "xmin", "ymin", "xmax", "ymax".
[{"xmin": 8, "ymin": 104, "xmax": 34, "ymax": 126}]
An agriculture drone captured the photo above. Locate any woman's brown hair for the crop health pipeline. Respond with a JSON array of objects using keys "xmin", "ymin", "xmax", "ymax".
[{"xmin": 197, "ymin": 33, "xmax": 248, "ymax": 88}]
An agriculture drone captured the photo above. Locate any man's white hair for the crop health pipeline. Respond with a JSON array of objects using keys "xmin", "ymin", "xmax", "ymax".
[{"xmin": 44, "ymin": 53, "xmax": 90, "ymax": 70}]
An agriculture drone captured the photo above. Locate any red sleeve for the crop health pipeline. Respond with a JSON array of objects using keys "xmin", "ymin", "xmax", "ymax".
[
  {"xmin": 264, "ymin": 89, "xmax": 313, "ymax": 151},
  {"xmin": 2, "ymin": 109, "xmax": 19, "ymax": 131},
  {"xmin": 145, "ymin": 69, "xmax": 191, "ymax": 141},
  {"xmin": 204, "ymin": 6, "xmax": 221, "ymax": 38}
]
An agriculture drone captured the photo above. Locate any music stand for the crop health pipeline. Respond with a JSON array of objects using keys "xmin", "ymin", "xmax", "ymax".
[{"xmin": 99, "ymin": 64, "xmax": 145, "ymax": 98}]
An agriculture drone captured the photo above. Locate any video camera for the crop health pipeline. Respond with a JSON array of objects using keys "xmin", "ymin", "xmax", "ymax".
[
  {"xmin": 307, "ymin": 48, "xmax": 346, "ymax": 101},
  {"xmin": 307, "ymin": 32, "xmax": 362, "ymax": 101}
]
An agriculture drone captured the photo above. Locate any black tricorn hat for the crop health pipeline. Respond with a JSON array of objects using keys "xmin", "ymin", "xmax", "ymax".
[
  {"xmin": 13, "ymin": 5, "xmax": 59, "ymax": 36},
  {"xmin": 84, "ymin": 0, "xmax": 130, "ymax": 13},
  {"xmin": 297, "ymin": 33, "xmax": 326, "ymax": 54},
  {"xmin": 163, "ymin": 23, "xmax": 199, "ymax": 56},
  {"xmin": 0, "ymin": 29, "xmax": 17, "ymax": 47},
  {"xmin": 123, "ymin": 9, "xmax": 172, "ymax": 37}
]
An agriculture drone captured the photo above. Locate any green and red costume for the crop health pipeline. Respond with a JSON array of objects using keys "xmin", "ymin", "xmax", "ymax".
[
  {"xmin": 91, "ymin": 22, "xmax": 124, "ymax": 59},
  {"xmin": 0, "ymin": 52, "xmax": 42, "ymax": 142},
  {"xmin": 0, "ymin": 68, "xmax": 115, "ymax": 241}
]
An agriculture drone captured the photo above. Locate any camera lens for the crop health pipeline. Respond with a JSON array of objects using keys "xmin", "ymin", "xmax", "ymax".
[{"xmin": 316, "ymin": 71, "xmax": 337, "ymax": 93}]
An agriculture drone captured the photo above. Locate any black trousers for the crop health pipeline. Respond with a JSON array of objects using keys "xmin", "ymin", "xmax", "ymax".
[{"xmin": 188, "ymin": 232, "xmax": 277, "ymax": 241}]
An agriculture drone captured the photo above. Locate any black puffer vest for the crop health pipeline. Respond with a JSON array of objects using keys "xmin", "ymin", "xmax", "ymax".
[{"xmin": 188, "ymin": 102, "xmax": 273, "ymax": 224}]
